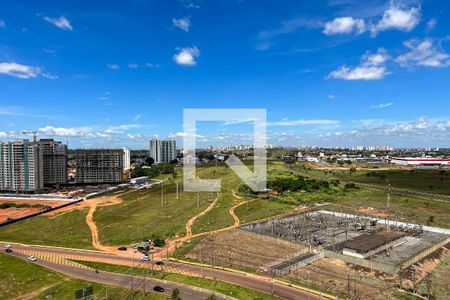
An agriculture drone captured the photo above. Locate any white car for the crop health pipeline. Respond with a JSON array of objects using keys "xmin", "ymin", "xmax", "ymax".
[
  {"xmin": 141, "ymin": 255, "xmax": 150, "ymax": 261},
  {"xmin": 3, "ymin": 244, "xmax": 12, "ymax": 249},
  {"xmin": 27, "ymin": 256, "xmax": 37, "ymax": 262}
]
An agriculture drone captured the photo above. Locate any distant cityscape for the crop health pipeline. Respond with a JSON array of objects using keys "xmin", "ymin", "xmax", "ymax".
[{"xmin": 0, "ymin": 135, "xmax": 449, "ymax": 194}]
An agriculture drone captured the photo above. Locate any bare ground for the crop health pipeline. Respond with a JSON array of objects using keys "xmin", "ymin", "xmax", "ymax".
[{"xmin": 187, "ymin": 228, "xmax": 305, "ymax": 271}]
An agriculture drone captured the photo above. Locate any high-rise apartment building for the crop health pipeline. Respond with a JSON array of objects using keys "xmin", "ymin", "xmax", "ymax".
[
  {"xmin": 122, "ymin": 147, "xmax": 131, "ymax": 170},
  {"xmin": 75, "ymin": 149, "xmax": 124, "ymax": 184},
  {"xmin": 39, "ymin": 139, "xmax": 68, "ymax": 186},
  {"xmin": 149, "ymin": 139, "xmax": 176, "ymax": 163},
  {"xmin": 0, "ymin": 140, "xmax": 44, "ymax": 192}
]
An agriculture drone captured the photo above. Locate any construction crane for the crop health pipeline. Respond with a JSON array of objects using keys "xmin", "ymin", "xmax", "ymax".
[{"xmin": 22, "ymin": 131, "xmax": 38, "ymax": 142}]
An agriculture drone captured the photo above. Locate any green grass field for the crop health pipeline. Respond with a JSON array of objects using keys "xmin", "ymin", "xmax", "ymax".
[
  {"xmin": 95, "ymin": 187, "xmax": 211, "ymax": 246},
  {"xmin": 192, "ymin": 165, "xmax": 252, "ymax": 234},
  {"xmin": 335, "ymin": 169, "xmax": 450, "ymax": 195},
  {"xmin": 291, "ymin": 163, "xmax": 450, "ymax": 195},
  {"xmin": 234, "ymin": 199, "xmax": 294, "ymax": 224},
  {"xmin": 0, "ymin": 208, "xmax": 93, "ymax": 249},
  {"xmin": 76, "ymin": 260, "xmax": 281, "ymax": 300},
  {"xmin": 0, "ymin": 254, "xmax": 165, "ymax": 300},
  {"xmin": 322, "ymin": 188, "xmax": 450, "ymax": 229}
]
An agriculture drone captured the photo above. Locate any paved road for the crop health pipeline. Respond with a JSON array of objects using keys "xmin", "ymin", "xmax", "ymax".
[
  {"xmin": 3, "ymin": 243, "xmax": 324, "ymax": 300},
  {"xmin": 6, "ymin": 249, "xmax": 228, "ymax": 300}
]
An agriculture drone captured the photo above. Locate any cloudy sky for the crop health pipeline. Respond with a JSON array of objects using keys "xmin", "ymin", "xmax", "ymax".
[{"xmin": 0, "ymin": 0, "xmax": 449, "ymax": 149}]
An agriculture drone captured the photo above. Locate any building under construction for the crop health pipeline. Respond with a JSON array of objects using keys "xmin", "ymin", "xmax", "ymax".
[{"xmin": 74, "ymin": 149, "xmax": 124, "ymax": 184}]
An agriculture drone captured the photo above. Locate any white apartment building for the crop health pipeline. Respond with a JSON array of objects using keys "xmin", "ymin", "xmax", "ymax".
[
  {"xmin": 149, "ymin": 139, "xmax": 176, "ymax": 163},
  {"xmin": 0, "ymin": 140, "xmax": 44, "ymax": 192},
  {"xmin": 122, "ymin": 147, "xmax": 131, "ymax": 170}
]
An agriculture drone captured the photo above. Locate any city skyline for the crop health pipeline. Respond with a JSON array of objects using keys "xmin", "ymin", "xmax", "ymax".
[{"xmin": 1, "ymin": 0, "xmax": 450, "ymax": 148}]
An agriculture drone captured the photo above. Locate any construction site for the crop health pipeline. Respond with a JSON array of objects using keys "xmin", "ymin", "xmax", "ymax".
[{"xmin": 187, "ymin": 210, "xmax": 450, "ymax": 299}]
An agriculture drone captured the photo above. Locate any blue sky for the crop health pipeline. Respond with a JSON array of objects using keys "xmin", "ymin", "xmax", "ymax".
[{"xmin": 0, "ymin": 0, "xmax": 449, "ymax": 149}]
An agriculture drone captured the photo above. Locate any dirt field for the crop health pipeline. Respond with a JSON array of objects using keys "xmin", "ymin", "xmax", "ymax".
[
  {"xmin": 288, "ymin": 257, "xmax": 396, "ymax": 300},
  {"xmin": 187, "ymin": 228, "xmax": 306, "ymax": 271},
  {"xmin": 356, "ymin": 207, "xmax": 392, "ymax": 218},
  {"xmin": 0, "ymin": 199, "xmax": 69, "ymax": 223}
]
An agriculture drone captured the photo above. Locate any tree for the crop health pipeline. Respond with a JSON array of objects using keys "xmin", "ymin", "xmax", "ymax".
[
  {"xmin": 171, "ymin": 288, "xmax": 181, "ymax": 300},
  {"xmin": 145, "ymin": 157, "xmax": 155, "ymax": 166}
]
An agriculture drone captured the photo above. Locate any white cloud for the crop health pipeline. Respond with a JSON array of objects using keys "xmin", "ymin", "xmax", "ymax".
[
  {"xmin": 42, "ymin": 73, "xmax": 59, "ymax": 80},
  {"xmin": 328, "ymin": 94, "xmax": 336, "ymax": 100},
  {"xmin": 0, "ymin": 19, "xmax": 5, "ymax": 28},
  {"xmin": 38, "ymin": 126, "xmax": 80, "ymax": 137},
  {"xmin": 43, "ymin": 16, "xmax": 73, "ymax": 31},
  {"xmin": 328, "ymin": 48, "xmax": 389, "ymax": 80},
  {"xmin": 396, "ymin": 38, "xmax": 450, "ymax": 68},
  {"xmin": 173, "ymin": 17, "xmax": 191, "ymax": 32},
  {"xmin": 128, "ymin": 63, "xmax": 139, "ymax": 69},
  {"xmin": 270, "ymin": 119, "xmax": 339, "ymax": 126},
  {"xmin": 426, "ymin": 19, "xmax": 437, "ymax": 31},
  {"xmin": 127, "ymin": 133, "xmax": 144, "ymax": 139},
  {"xmin": 370, "ymin": 5, "xmax": 420, "ymax": 36},
  {"xmin": 133, "ymin": 114, "xmax": 141, "ymax": 122},
  {"xmin": 173, "ymin": 47, "xmax": 200, "ymax": 66},
  {"xmin": 323, "ymin": 17, "xmax": 365, "ymax": 35},
  {"xmin": 145, "ymin": 63, "xmax": 160, "ymax": 68},
  {"xmin": 370, "ymin": 102, "xmax": 394, "ymax": 109},
  {"xmin": 107, "ymin": 63, "xmax": 120, "ymax": 70},
  {"xmin": 0, "ymin": 62, "xmax": 41, "ymax": 79},
  {"xmin": 185, "ymin": 2, "xmax": 200, "ymax": 9}
]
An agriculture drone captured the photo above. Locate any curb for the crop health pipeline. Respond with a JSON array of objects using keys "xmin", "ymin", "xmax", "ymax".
[{"xmin": 169, "ymin": 258, "xmax": 337, "ymax": 299}]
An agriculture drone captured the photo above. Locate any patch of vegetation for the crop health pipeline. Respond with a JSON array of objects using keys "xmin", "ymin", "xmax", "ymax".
[
  {"xmin": 0, "ymin": 202, "xmax": 51, "ymax": 210},
  {"xmin": 0, "ymin": 208, "xmax": 93, "ymax": 249},
  {"xmin": 0, "ymin": 254, "xmax": 164, "ymax": 300},
  {"xmin": 131, "ymin": 163, "xmax": 175, "ymax": 179},
  {"xmin": 95, "ymin": 186, "xmax": 210, "ymax": 245},
  {"xmin": 75, "ymin": 260, "xmax": 281, "ymax": 300}
]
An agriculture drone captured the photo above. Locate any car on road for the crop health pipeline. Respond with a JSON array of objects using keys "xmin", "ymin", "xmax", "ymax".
[
  {"xmin": 141, "ymin": 255, "xmax": 150, "ymax": 261},
  {"xmin": 155, "ymin": 261, "xmax": 164, "ymax": 266},
  {"xmin": 118, "ymin": 246, "xmax": 127, "ymax": 251},
  {"xmin": 153, "ymin": 286, "xmax": 165, "ymax": 293},
  {"xmin": 28, "ymin": 256, "xmax": 37, "ymax": 262},
  {"xmin": 5, "ymin": 248, "xmax": 12, "ymax": 253},
  {"xmin": 3, "ymin": 244, "xmax": 12, "ymax": 249}
]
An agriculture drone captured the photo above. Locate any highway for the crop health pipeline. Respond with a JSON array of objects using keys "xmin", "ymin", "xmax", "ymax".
[
  {"xmin": 6, "ymin": 248, "xmax": 229, "ymax": 300},
  {"xmin": 3, "ymin": 243, "xmax": 325, "ymax": 300}
]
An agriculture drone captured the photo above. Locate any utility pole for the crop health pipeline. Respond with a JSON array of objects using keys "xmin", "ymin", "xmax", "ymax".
[
  {"xmin": 200, "ymin": 243, "xmax": 203, "ymax": 277},
  {"xmin": 271, "ymin": 270, "xmax": 274, "ymax": 296},
  {"xmin": 176, "ymin": 182, "xmax": 179, "ymax": 200},
  {"xmin": 347, "ymin": 274, "xmax": 350, "ymax": 296},
  {"xmin": 160, "ymin": 180, "xmax": 164, "ymax": 207}
]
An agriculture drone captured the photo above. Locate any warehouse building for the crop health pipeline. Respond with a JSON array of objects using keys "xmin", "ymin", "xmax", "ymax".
[
  {"xmin": 342, "ymin": 231, "xmax": 406, "ymax": 259},
  {"xmin": 390, "ymin": 157, "xmax": 450, "ymax": 168}
]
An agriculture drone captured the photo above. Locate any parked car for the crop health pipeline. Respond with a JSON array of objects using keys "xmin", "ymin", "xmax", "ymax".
[
  {"xmin": 28, "ymin": 256, "xmax": 37, "ymax": 262},
  {"xmin": 118, "ymin": 246, "xmax": 127, "ymax": 251},
  {"xmin": 3, "ymin": 244, "xmax": 12, "ymax": 249},
  {"xmin": 153, "ymin": 286, "xmax": 165, "ymax": 293},
  {"xmin": 5, "ymin": 248, "xmax": 12, "ymax": 253},
  {"xmin": 155, "ymin": 261, "xmax": 164, "ymax": 266},
  {"xmin": 141, "ymin": 255, "xmax": 150, "ymax": 261}
]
